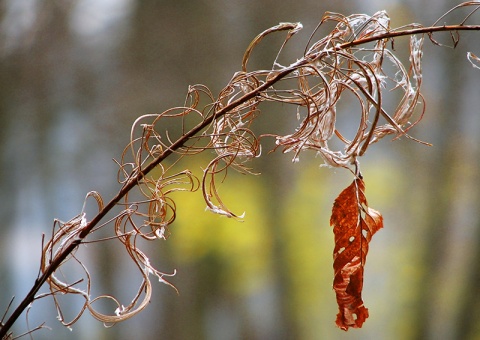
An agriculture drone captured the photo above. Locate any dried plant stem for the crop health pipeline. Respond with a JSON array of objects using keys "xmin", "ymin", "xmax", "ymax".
[
  {"xmin": 340, "ymin": 24, "xmax": 480, "ymax": 49},
  {"xmin": 0, "ymin": 63, "xmax": 292, "ymax": 339},
  {"xmin": 1, "ymin": 19, "xmax": 480, "ymax": 338}
]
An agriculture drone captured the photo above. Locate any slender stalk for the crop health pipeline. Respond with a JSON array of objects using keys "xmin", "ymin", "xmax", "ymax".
[
  {"xmin": 0, "ymin": 65, "xmax": 293, "ymax": 339},
  {"xmin": 340, "ymin": 24, "xmax": 480, "ymax": 49}
]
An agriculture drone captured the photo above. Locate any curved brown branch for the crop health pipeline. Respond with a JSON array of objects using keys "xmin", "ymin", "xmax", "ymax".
[{"xmin": 2, "ymin": 3, "xmax": 480, "ymax": 336}]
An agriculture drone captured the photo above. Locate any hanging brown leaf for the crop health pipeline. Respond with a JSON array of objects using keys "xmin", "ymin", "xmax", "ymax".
[{"xmin": 330, "ymin": 178, "xmax": 383, "ymax": 331}]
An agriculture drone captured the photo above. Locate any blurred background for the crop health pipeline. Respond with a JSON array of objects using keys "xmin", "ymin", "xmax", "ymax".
[{"xmin": 1, "ymin": 0, "xmax": 480, "ymax": 339}]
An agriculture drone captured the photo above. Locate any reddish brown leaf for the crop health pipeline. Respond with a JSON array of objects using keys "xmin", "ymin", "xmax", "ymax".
[{"xmin": 330, "ymin": 178, "xmax": 383, "ymax": 331}]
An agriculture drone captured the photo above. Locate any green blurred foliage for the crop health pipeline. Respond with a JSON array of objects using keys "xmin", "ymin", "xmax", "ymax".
[{"xmin": 169, "ymin": 170, "xmax": 273, "ymax": 295}]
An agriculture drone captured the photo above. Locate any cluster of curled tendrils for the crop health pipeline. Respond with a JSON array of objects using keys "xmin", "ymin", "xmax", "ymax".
[{"xmin": 4, "ymin": 2, "xmax": 479, "ymax": 337}]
